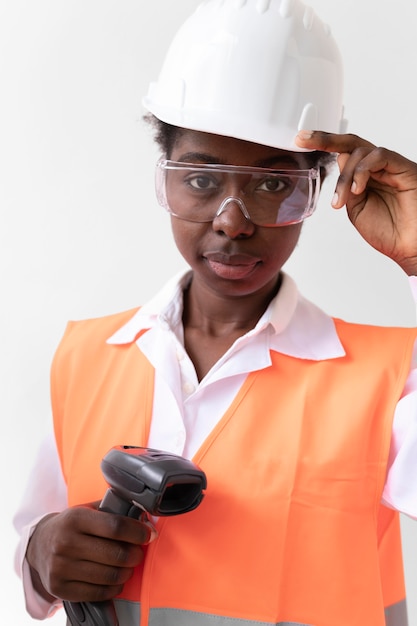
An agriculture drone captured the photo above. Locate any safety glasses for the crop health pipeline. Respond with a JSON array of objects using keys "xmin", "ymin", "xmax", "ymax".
[{"xmin": 155, "ymin": 159, "xmax": 321, "ymax": 227}]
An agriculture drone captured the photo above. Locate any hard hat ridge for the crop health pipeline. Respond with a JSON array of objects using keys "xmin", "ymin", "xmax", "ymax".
[{"xmin": 143, "ymin": 0, "xmax": 347, "ymax": 151}]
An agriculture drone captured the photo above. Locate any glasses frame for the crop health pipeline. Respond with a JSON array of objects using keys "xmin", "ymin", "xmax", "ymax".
[{"xmin": 155, "ymin": 159, "xmax": 322, "ymax": 227}]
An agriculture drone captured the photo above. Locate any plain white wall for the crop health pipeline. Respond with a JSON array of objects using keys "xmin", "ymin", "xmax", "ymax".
[{"xmin": 1, "ymin": 1, "xmax": 417, "ymax": 623}]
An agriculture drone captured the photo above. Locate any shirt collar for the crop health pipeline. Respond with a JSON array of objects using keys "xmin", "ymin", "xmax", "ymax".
[
  {"xmin": 107, "ymin": 269, "xmax": 345, "ymax": 361},
  {"xmin": 106, "ymin": 269, "xmax": 190, "ymax": 345}
]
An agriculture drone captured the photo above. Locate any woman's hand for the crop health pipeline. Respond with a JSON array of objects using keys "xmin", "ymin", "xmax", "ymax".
[
  {"xmin": 26, "ymin": 502, "xmax": 155, "ymax": 604},
  {"xmin": 296, "ymin": 131, "xmax": 417, "ymax": 276}
]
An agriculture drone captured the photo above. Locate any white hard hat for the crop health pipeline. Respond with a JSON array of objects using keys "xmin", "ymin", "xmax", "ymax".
[{"xmin": 143, "ymin": 0, "xmax": 347, "ymax": 152}]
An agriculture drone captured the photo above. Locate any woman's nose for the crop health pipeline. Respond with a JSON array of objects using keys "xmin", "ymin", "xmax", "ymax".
[{"xmin": 212, "ymin": 196, "xmax": 255, "ymax": 238}]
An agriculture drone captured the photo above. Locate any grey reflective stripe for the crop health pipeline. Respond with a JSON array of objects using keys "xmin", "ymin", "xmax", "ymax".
[
  {"xmin": 114, "ymin": 598, "xmax": 140, "ymax": 623},
  {"xmin": 385, "ymin": 599, "xmax": 408, "ymax": 626},
  {"xmin": 149, "ymin": 608, "xmax": 310, "ymax": 626},
  {"xmin": 72, "ymin": 600, "xmax": 408, "ymax": 626}
]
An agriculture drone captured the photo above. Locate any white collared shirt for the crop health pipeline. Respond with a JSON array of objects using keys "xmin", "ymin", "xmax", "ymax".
[
  {"xmin": 107, "ymin": 271, "xmax": 345, "ymax": 460},
  {"xmin": 13, "ymin": 270, "xmax": 417, "ymax": 619}
]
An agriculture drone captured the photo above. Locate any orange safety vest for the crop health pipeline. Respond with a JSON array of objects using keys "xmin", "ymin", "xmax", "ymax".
[{"xmin": 51, "ymin": 309, "xmax": 416, "ymax": 626}]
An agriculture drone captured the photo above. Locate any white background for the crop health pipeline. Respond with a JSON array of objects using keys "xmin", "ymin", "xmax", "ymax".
[{"xmin": 1, "ymin": 1, "xmax": 417, "ymax": 623}]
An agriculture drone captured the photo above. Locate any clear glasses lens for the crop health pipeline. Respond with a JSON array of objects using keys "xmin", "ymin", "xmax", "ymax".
[{"xmin": 155, "ymin": 160, "xmax": 321, "ymax": 227}]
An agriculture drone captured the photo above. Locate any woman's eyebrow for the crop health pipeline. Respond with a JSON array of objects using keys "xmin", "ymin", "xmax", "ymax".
[{"xmin": 177, "ymin": 152, "xmax": 225, "ymax": 164}]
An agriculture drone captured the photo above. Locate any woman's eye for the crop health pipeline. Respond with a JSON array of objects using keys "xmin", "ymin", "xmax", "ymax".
[
  {"xmin": 256, "ymin": 177, "xmax": 288, "ymax": 192},
  {"xmin": 187, "ymin": 175, "xmax": 218, "ymax": 190}
]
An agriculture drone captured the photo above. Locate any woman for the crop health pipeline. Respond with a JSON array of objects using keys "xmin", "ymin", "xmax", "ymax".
[{"xmin": 15, "ymin": 1, "xmax": 417, "ymax": 624}]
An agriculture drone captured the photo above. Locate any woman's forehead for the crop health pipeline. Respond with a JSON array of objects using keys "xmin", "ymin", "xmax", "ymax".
[{"xmin": 172, "ymin": 129, "xmax": 310, "ymax": 169}]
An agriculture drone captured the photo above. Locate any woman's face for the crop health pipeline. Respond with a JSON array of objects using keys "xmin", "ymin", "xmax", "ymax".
[{"xmin": 168, "ymin": 129, "xmax": 311, "ymax": 300}]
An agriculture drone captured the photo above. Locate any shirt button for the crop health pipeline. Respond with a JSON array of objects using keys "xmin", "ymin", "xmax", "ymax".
[{"xmin": 182, "ymin": 381, "xmax": 195, "ymax": 395}]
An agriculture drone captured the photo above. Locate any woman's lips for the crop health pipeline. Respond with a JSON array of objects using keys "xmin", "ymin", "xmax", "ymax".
[{"xmin": 204, "ymin": 253, "xmax": 261, "ymax": 280}]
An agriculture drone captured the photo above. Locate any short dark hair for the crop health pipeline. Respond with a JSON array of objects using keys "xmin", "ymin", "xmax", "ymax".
[
  {"xmin": 143, "ymin": 113, "xmax": 336, "ymax": 174},
  {"xmin": 143, "ymin": 113, "xmax": 184, "ymax": 159}
]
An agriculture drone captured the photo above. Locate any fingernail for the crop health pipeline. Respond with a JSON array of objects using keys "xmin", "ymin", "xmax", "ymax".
[
  {"xmin": 351, "ymin": 180, "xmax": 357, "ymax": 193},
  {"xmin": 143, "ymin": 520, "xmax": 158, "ymax": 544},
  {"xmin": 297, "ymin": 130, "xmax": 314, "ymax": 140},
  {"xmin": 332, "ymin": 192, "xmax": 339, "ymax": 207}
]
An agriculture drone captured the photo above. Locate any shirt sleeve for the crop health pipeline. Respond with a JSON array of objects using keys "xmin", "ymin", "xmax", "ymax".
[
  {"xmin": 13, "ymin": 431, "xmax": 67, "ymax": 619},
  {"xmin": 382, "ymin": 276, "xmax": 417, "ymax": 518}
]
